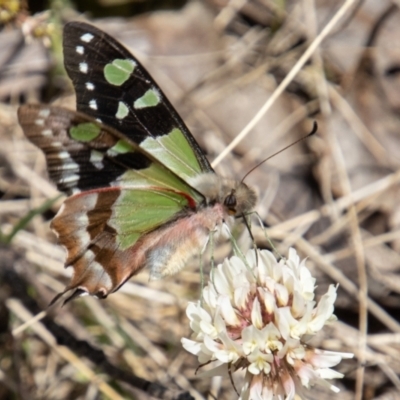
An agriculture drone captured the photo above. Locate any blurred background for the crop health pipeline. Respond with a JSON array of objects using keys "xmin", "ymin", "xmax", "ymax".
[{"xmin": 1, "ymin": 0, "xmax": 400, "ymax": 399}]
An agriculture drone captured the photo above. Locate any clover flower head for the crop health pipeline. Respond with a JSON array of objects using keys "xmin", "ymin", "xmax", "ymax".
[{"xmin": 182, "ymin": 248, "xmax": 353, "ymax": 399}]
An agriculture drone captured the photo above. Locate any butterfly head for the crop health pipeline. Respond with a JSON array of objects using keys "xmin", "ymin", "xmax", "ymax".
[{"xmin": 190, "ymin": 173, "xmax": 257, "ymax": 217}]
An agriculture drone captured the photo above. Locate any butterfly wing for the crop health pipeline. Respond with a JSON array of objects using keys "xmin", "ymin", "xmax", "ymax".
[
  {"xmin": 18, "ymin": 104, "xmax": 204, "ymax": 197},
  {"xmin": 63, "ymin": 21, "xmax": 214, "ymax": 182},
  {"xmin": 18, "ymin": 104, "xmax": 204, "ymax": 299},
  {"xmin": 52, "ymin": 186, "xmax": 195, "ymax": 300}
]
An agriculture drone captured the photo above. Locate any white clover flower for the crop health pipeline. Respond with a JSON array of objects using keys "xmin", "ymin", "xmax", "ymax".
[{"xmin": 182, "ymin": 248, "xmax": 353, "ymax": 399}]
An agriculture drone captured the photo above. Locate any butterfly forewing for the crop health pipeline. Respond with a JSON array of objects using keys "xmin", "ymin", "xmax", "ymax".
[
  {"xmin": 63, "ymin": 21, "xmax": 213, "ymax": 181},
  {"xmin": 18, "ymin": 104, "xmax": 204, "ymax": 202}
]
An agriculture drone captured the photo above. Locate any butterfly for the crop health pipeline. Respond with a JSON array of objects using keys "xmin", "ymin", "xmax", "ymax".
[{"xmin": 18, "ymin": 21, "xmax": 257, "ymax": 303}]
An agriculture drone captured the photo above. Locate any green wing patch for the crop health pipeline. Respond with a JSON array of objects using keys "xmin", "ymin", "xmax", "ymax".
[
  {"xmin": 140, "ymin": 127, "xmax": 203, "ymax": 181},
  {"xmin": 111, "ymin": 188, "xmax": 189, "ymax": 250}
]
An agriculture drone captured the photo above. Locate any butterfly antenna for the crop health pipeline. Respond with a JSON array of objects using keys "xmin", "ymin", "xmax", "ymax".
[{"xmin": 241, "ymin": 121, "xmax": 318, "ymax": 183}]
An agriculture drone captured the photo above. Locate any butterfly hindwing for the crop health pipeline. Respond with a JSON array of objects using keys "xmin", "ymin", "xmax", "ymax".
[
  {"xmin": 51, "ymin": 186, "xmax": 195, "ymax": 298},
  {"xmin": 63, "ymin": 21, "xmax": 214, "ymax": 182}
]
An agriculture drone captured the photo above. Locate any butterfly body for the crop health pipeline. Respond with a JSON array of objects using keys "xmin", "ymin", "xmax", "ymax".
[{"xmin": 18, "ymin": 22, "xmax": 256, "ymax": 302}]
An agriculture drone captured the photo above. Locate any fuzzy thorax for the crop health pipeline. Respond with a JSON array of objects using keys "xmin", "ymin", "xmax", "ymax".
[{"xmin": 188, "ymin": 172, "xmax": 257, "ymax": 217}]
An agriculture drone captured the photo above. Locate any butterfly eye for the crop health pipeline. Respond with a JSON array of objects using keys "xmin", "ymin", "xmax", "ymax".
[{"xmin": 224, "ymin": 190, "xmax": 237, "ymax": 215}]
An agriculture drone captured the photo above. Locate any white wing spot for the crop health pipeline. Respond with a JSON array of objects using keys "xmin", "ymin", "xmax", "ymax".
[
  {"xmin": 57, "ymin": 151, "xmax": 70, "ymax": 159},
  {"xmin": 35, "ymin": 119, "xmax": 44, "ymax": 126},
  {"xmin": 106, "ymin": 148, "xmax": 118, "ymax": 157},
  {"xmin": 59, "ymin": 162, "xmax": 78, "ymax": 176},
  {"xmin": 62, "ymin": 160, "xmax": 80, "ymax": 171},
  {"xmin": 75, "ymin": 212, "xmax": 89, "ymax": 237},
  {"xmin": 38, "ymin": 109, "xmax": 50, "ymax": 118},
  {"xmin": 76, "ymin": 45, "xmax": 84, "ymax": 55},
  {"xmin": 89, "ymin": 99, "xmax": 98, "ymax": 110},
  {"xmin": 85, "ymin": 250, "xmax": 97, "ymax": 264},
  {"xmin": 86, "ymin": 82, "xmax": 95, "ymax": 91},
  {"xmin": 60, "ymin": 174, "xmax": 79, "ymax": 184},
  {"xmin": 85, "ymin": 193, "xmax": 99, "ymax": 210},
  {"xmin": 80, "ymin": 33, "xmax": 94, "ymax": 43},
  {"xmin": 42, "ymin": 129, "xmax": 52, "ymax": 136},
  {"xmin": 79, "ymin": 62, "xmax": 88, "ymax": 73},
  {"xmin": 90, "ymin": 150, "xmax": 104, "ymax": 169},
  {"xmin": 88, "ymin": 258, "xmax": 112, "ymax": 290},
  {"xmin": 96, "ymin": 118, "xmax": 102, "ymax": 123},
  {"xmin": 56, "ymin": 149, "xmax": 81, "ymax": 188}
]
